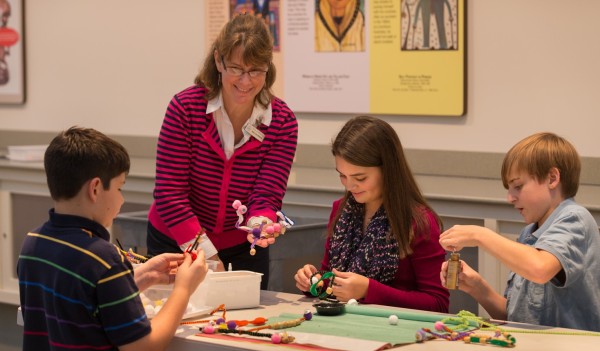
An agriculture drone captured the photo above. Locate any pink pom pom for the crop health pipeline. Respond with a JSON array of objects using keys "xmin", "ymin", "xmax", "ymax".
[
  {"xmin": 265, "ymin": 226, "xmax": 274, "ymax": 234},
  {"xmin": 203, "ymin": 325, "xmax": 215, "ymax": 334},
  {"xmin": 271, "ymin": 333, "xmax": 282, "ymax": 344},
  {"xmin": 434, "ymin": 321, "xmax": 445, "ymax": 331},
  {"xmin": 238, "ymin": 205, "xmax": 247, "ymax": 214},
  {"xmin": 232, "ymin": 200, "xmax": 241, "ymax": 209},
  {"xmin": 273, "ymin": 223, "xmax": 281, "ymax": 232}
]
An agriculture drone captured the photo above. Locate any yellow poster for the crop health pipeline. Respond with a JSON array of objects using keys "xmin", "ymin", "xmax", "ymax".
[{"xmin": 205, "ymin": 0, "xmax": 465, "ymax": 116}]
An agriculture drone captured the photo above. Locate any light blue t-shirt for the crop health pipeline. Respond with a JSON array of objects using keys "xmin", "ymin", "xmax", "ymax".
[{"xmin": 505, "ymin": 198, "xmax": 600, "ymax": 331}]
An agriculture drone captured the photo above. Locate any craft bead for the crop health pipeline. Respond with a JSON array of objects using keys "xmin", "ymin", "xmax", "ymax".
[
  {"xmin": 303, "ymin": 310, "xmax": 313, "ymax": 321},
  {"xmin": 271, "ymin": 333, "xmax": 282, "ymax": 344},
  {"xmin": 389, "ymin": 315, "xmax": 399, "ymax": 325},
  {"xmin": 250, "ymin": 248, "xmax": 256, "ymax": 256},
  {"xmin": 415, "ymin": 329, "xmax": 427, "ymax": 342}
]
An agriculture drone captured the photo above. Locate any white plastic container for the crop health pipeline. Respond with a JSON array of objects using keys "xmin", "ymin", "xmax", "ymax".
[
  {"xmin": 195, "ymin": 270, "xmax": 263, "ymax": 310},
  {"xmin": 143, "ymin": 270, "xmax": 262, "ymax": 317}
]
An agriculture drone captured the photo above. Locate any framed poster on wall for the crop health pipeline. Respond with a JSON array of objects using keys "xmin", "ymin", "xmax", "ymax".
[
  {"xmin": 205, "ymin": 0, "xmax": 466, "ymax": 116},
  {"xmin": 0, "ymin": 0, "xmax": 25, "ymax": 104}
]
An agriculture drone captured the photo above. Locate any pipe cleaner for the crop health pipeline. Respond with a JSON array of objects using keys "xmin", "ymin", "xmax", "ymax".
[
  {"xmin": 309, "ymin": 270, "xmax": 337, "ymax": 300},
  {"xmin": 232, "ymin": 200, "xmax": 294, "ymax": 255}
]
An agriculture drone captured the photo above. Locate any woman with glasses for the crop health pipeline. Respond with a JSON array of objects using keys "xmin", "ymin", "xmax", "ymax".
[{"xmin": 146, "ymin": 14, "xmax": 298, "ymax": 289}]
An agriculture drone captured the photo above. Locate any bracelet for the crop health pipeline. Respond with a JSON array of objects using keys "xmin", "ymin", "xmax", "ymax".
[{"xmin": 309, "ymin": 271, "xmax": 336, "ymax": 300}]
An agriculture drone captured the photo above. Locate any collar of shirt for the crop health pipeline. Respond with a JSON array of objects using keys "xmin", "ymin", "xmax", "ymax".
[{"xmin": 206, "ymin": 92, "xmax": 272, "ymax": 159}]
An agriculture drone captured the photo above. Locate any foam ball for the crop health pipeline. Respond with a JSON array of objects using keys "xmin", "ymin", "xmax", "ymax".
[
  {"xmin": 303, "ymin": 310, "xmax": 313, "ymax": 321},
  {"xmin": 347, "ymin": 298, "xmax": 359, "ymax": 306},
  {"xmin": 271, "ymin": 333, "xmax": 282, "ymax": 344},
  {"xmin": 144, "ymin": 304, "xmax": 156, "ymax": 318},
  {"xmin": 203, "ymin": 325, "xmax": 215, "ymax": 334},
  {"xmin": 389, "ymin": 314, "xmax": 399, "ymax": 325}
]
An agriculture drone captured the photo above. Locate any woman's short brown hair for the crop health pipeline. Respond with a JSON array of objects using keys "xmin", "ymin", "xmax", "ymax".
[{"xmin": 195, "ymin": 14, "xmax": 275, "ymax": 108}]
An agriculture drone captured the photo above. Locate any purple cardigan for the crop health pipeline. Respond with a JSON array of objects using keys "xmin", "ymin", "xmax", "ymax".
[
  {"xmin": 322, "ymin": 199, "xmax": 450, "ymax": 313},
  {"xmin": 148, "ymin": 85, "xmax": 298, "ymax": 250}
]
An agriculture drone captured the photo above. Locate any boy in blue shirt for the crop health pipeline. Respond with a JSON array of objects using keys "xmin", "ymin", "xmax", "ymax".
[
  {"xmin": 17, "ymin": 127, "xmax": 208, "ymax": 350},
  {"xmin": 440, "ymin": 132, "xmax": 600, "ymax": 331}
]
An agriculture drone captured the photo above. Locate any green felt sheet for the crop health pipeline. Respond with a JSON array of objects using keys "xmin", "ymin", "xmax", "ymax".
[
  {"xmin": 267, "ymin": 312, "xmax": 436, "ymax": 346},
  {"xmin": 345, "ymin": 305, "xmax": 479, "ymax": 327}
]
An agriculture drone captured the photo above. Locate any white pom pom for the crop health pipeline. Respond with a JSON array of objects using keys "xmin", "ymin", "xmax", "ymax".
[
  {"xmin": 144, "ymin": 304, "xmax": 156, "ymax": 318},
  {"xmin": 388, "ymin": 314, "xmax": 399, "ymax": 325},
  {"xmin": 347, "ymin": 298, "xmax": 359, "ymax": 306}
]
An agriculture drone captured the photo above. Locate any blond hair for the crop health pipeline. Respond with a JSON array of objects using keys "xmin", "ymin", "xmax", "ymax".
[{"xmin": 501, "ymin": 132, "xmax": 580, "ymax": 198}]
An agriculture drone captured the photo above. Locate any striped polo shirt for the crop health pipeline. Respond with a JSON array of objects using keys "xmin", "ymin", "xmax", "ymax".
[{"xmin": 17, "ymin": 209, "xmax": 151, "ymax": 350}]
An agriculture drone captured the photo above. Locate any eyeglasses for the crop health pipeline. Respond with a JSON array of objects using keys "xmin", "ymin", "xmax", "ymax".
[{"xmin": 221, "ymin": 56, "xmax": 268, "ymax": 79}]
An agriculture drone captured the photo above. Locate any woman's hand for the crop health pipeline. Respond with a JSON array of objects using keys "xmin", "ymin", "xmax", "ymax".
[
  {"xmin": 330, "ymin": 268, "xmax": 368, "ymax": 302},
  {"xmin": 295, "ymin": 264, "xmax": 318, "ymax": 292},
  {"xmin": 246, "ymin": 233, "xmax": 276, "ymax": 248}
]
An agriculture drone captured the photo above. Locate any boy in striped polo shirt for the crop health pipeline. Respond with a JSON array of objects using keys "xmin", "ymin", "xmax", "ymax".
[{"xmin": 17, "ymin": 127, "xmax": 208, "ymax": 350}]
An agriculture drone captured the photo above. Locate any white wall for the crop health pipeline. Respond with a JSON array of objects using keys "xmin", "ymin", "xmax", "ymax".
[{"xmin": 0, "ymin": 0, "xmax": 599, "ymax": 157}]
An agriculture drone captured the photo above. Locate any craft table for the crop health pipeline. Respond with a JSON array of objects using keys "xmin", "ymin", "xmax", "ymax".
[{"xmin": 167, "ymin": 290, "xmax": 600, "ymax": 351}]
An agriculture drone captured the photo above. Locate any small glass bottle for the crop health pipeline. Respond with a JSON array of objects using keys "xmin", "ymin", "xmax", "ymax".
[{"xmin": 445, "ymin": 252, "xmax": 461, "ymax": 290}]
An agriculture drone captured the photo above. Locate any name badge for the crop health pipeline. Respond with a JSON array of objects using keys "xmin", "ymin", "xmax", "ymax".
[{"xmin": 245, "ymin": 124, "xmax": 265, "ymax": 142}]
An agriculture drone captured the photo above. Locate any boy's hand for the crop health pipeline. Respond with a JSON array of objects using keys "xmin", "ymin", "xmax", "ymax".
[
  {"xmin": 133, "ymin": 253, "xmax": 184, "ymax": 292},
  {"xmin": 439, "ymin": 225, "xmax": 493, "ymax": 251},
  {"xmin": 174, "ymin": 250, "xmax": 208, "ymax": 295},
  {"xmin": 440, "ymin": 259, "xmax": 482, "ymax": 296}
]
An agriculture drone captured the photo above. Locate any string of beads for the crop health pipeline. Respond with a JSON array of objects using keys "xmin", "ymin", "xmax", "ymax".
[{"xmin": 199, "ymin": 309, "xmax": 313, "ymax": 344}]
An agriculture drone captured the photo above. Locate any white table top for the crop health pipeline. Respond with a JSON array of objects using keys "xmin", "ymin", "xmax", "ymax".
[{"xmin": 167, "ymin": 290, "xmax": 600, "ymax": 351}]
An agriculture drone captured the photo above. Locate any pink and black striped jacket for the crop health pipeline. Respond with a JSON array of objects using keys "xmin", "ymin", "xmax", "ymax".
[{"xmin": 148, "ymin": 85, "xmax": 298, "ymax": 250}]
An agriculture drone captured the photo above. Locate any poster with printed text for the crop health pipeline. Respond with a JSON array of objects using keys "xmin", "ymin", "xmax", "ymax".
[{"xmin": 205, "ymin": 0, "xmax": 465, "ymax": 116}]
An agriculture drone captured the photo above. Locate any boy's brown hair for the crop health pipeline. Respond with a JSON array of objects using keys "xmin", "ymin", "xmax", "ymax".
[
  {"xmin": 501, "ymin": 132, "xmax": 580, "ymax": 198},
  {"xmin": 44, "ymin": 126, "xmax": 130, "ymax": 201}
]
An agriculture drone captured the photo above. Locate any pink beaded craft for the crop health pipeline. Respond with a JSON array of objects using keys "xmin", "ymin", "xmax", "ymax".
[{"xmin": 232, "ymin": 200, "xmax": 294, "ymax": 255}]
